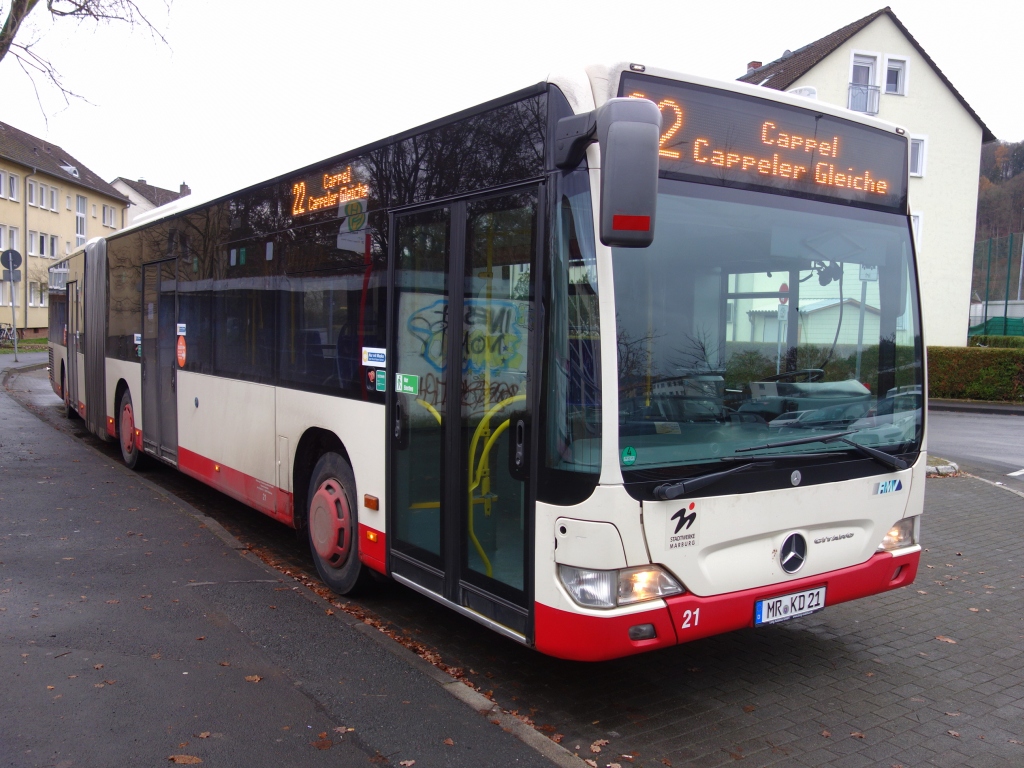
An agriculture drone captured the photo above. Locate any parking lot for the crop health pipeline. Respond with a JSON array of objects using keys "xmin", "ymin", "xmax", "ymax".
[{"xmin": 6, "ymin": 362, "xmax": 1024, "ymax": 767}]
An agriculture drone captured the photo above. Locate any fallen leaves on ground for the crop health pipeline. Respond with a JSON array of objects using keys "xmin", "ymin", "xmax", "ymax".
[
  {"xmin": 311, "ymin": 733, "xmax": 332, "ymax": 751},
  {"xmin": 551, "ymin": 734, "xmax": 564, "ymax": 743},
  {"xmin": 93, "ymin": 664, "xmax": 103, "ymax": 670},
  {"xmin": 591, "ymin": 739, "xmax": 610, "ymax": 753},
  {"xmin": 197, "ymin": 732, "xmax": 210, "ymax": 739},
  {"xmin": 584, "ymin": 761, "xmax": 597, "ymax": 768},
  {"xmin": 167, "ymin": 757, "xmax": 202, "ymax": 765},
  {"xmin": 935, "ymin": 636, "xmax": 957, "ymax": 644},
  {"xmin": 742, "ymin": 705, "xmax": 756, "ymax": 712},
  {"xmin": 244, "ymin": 675, "xmax": 262, "ymax": 683},
  {"xmin": 948, "ymin": 730, "xmax": 960, "ymax": 738},
  {"xmin": 821, "ymin": 731, "xmax": 831, "ymax": 738},
  {"xmin": 851, "ymin": 731, "xmax": 865, "ymax": 739},
  {"xmin": 443, "ymin": 738, "xmax": 454, "ymax": 746},
  {"xmin": 333, "ymin": 726, "xmax": 355, "ymax": 734},
  {"xmin": 399, "ymin": 761, "xmax": 416, "ymax": 767}
]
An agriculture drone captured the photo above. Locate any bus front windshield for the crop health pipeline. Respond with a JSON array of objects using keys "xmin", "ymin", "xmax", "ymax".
[{"xmin": 612, "ymin": 180, "xmax": 923, "ymax": 476}]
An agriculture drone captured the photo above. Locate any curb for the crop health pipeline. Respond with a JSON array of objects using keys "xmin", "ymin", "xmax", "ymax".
[
  {"xmin": 925, "ymin": 460, "xmax": 959, "ymax": 477},
  {"xmin": 929, "ymin": 400, "xmax": 1024, "ymax": 417},
  {"xmin": 1, "ymin": 361, "xmax": 587, "ymax": 768}
]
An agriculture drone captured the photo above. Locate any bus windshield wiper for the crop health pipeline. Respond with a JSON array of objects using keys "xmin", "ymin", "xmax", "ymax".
[
  {"xmin": 653, "ymin": 461, "xmax": 770, "ymax": 500},
  {"xmin": 735, "ymin": 430, "xmax": 908, "ymax": 471}
]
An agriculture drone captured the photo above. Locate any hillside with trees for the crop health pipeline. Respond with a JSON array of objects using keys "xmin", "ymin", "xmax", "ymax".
[{"xmin": 977, "ymin": 140, "xmax": 1024, "ymax": 240}]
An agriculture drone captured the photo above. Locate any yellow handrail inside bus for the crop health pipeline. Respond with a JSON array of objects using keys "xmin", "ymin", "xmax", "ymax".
[
  {"xmin": 467, "ymin": 393, "xmax": 526, "ymax": 577},
  {"xmin": 415, "ymin": 398, "xmax": 442, "ymax": 425}
]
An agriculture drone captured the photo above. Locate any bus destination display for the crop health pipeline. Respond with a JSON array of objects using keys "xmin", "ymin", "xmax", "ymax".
[
  {"xmin": 291, "ymin": 165, "xmax": 369, "ymax": 217},
  {"xmin": 619, "ymin": 73, "xmax": 908, "ymax": 211}
]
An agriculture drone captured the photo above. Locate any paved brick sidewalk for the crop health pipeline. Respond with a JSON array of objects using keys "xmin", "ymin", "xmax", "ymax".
[{"xmin": 8, "ymin": 365, "xmax": 1024, "ymax": 767}]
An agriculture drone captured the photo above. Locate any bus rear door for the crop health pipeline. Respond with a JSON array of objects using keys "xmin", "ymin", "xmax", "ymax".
[{"xmin": 141, "ymin": 259, "xmax": 179, "ymax": 464}]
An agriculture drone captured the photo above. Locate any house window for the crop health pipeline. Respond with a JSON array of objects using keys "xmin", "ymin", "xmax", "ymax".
[
  {"xmin": 885, "ymin": 59, "xmax": 907, "ymax": 95},
  {"xmin": 909, "ymin": 136, "xmax": 927, "ymax": 177},
  {"xmin": 49, "ymin": 187, "xmax": 58, "ymax": 211},
  {"xmin": 7, "ymin": 174, "xmax": 18, "ymax": 201},
  {"xmin": 91, "ymin": 204, "xmax": 97, "ymax": 218},
  {"xmin": 28, "ymin": 230, "xmax": 37, "ymax": 255},
  {"xmin": 29, "ymin": 282, "xmax": 38, "ymax": 306},
  {"xmin": 102, "ymin": 204, "xmax": 118, "ymax": 228},
  {"xmin": 849, "ymin": 54, "xmax": 879, "ymax": 114},
  {"xmin": 27, "ymin": 180, "xmax": 36, "ymax": 206},
  {"xmin": 50, "ymin": 235, "xmax": 58, "ymax": 258},
  {"xmin": 66, "ymin": 195, "xmax": 72, "ymax": 211},
  {"xmin": 0, "ymin": 171, "xmax": 5, "ymax": 199},
  {"xmin": 76, "ymin": 195, "xmax": 87, "ymax": 246},
  {"xmin": 8, "ymin": 227, "xmax": 18, "ymax": 253},
  {"xmin": 38, "ymin": 232, "xmax": 46, "ymax": 256}
]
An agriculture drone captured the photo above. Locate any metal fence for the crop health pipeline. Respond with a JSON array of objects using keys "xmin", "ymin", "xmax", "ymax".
[{"xmin": 970, "ymin": 233, "xmax": 1024, "ymax": 336}]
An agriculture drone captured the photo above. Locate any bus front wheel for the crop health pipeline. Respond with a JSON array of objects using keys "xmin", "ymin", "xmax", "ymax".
[
  {"xmin": 307, "ymin": 452, "xmax": 368, "ymax": 595},
  {"xmin": 118, "ymin": 389, "xmax": 142, "ymax": 470}
]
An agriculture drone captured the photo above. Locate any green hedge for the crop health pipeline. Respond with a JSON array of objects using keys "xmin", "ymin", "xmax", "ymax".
[
  {"xmin": 967, "ymin": 335, "xmax": 1024, "ymax": 349},
  {"xmin": 928, "ymin": 347, "xmax": 1024, "ymax": 401}
]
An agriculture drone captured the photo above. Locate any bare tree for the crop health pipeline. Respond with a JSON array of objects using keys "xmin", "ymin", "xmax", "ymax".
[{"xmin": 0, "ymin": 0, "xmax": 168, "ymax": 113}]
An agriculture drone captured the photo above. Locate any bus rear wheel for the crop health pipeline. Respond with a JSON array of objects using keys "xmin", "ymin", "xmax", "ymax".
[
  {"xmin": 118, "ymin": 389, "xmax": 142, "ymax": 469},
  {"xmin": 61, "ymin": 367, "xmax": 74, "ymax": 420},
  {"xmin": 307, "ymin": 452, "xmax": 369, "ymax": 595}
]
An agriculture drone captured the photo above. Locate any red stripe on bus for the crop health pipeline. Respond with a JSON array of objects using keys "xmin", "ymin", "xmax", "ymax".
[
  {"xmin": 534, "ymin": 602, "xmax": 677, "ymax": 661},
  {"xmin": 533, "ymin": 549, "xmax": 919, "ymax": 661},
  {"xmin": 358, "ymin": 523, "xmax": 387, "ymax": 574},
  {"xmin": 663, "ymin": 549, "xmax": 920, "ymax": 645},
  {"xmin": 178, "ymin": 446, "xmax": 294, "ymax": 526},
  {"xmin": 612, "ymin": 215, "xmax": 651, "ymax": 231}
]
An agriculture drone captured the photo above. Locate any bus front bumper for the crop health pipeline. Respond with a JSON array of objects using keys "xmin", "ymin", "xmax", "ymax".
[{"xmin": 533, "ymin": 549, "xmax": 920, "ymax": 662}]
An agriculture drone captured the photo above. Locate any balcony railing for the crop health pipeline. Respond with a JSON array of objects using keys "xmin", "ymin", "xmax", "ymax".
[{"xmin": 848, "ymin": 83, "xmax": 880, "ymax": 115}]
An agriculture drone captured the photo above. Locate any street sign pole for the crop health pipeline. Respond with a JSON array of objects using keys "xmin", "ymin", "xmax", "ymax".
[{"xmin": 1, "ymin": 250, "xmax": 23, "ymax": 362}]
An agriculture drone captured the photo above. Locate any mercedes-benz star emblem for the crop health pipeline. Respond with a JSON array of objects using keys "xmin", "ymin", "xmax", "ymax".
[{"xmin": 780, "ymin": 533, "xmax": 807, "ymax": 574}]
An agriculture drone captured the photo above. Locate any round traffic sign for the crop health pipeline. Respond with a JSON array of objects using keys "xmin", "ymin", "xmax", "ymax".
[
  {"xmin": 0, "ymin": 249, "xmax": 22, "ymax": 270},
  {"xmin": 779, "ymin": 282, "xmax": 789, "ymax": 305}
]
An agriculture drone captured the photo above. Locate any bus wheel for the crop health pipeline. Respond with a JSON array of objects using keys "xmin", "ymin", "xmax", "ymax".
[
  {"xmin": 307, "ymin": 452, "xmax": 367, "ymax": 595},
  {"xmin": 61, "ymin": 367, "xmax": 74, "ymax": 420},
  {"xmin": 118, "ymin": 389, "xmax": 142, "ymax": 469}
]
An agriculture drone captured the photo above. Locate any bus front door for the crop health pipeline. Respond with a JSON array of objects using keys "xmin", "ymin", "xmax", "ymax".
[
  {"xmin": 389, "ymin": 188, "xmax": 539, "ymax": 639},
  {"xmin": 141, "ymin": 259, "xmax": 179, "ymax": 464}
]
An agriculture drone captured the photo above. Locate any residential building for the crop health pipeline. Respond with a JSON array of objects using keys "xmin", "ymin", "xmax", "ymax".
[
  {"xmin": 0, "ymin": 121, "xmax": 128, "ymax": 336},
  {"xmin": 111, "ymin": 177, "xmax": 191, "ymax": 227},
  {"xmin": 738, "ymin": 7, "xmax": 995, "ymax": 347}
]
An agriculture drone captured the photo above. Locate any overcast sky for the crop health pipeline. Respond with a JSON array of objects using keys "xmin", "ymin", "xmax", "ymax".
[{"xmin": 1, "ymin": 0, "xmax": 1019, "ymax": 200}]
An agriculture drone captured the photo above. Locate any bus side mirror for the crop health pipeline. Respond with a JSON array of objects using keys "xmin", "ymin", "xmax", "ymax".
[{"xmin": 554, "ymin": 97, "xmax": 661, "ymax": 248}]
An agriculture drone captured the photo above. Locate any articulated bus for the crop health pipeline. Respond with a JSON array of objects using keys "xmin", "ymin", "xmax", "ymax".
[{"xmin": 48, "ymin": 63, "xmax": 925, "ymax": 661}]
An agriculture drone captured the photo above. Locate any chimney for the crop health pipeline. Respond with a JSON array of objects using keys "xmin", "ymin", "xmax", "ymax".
[
  {"xmin": 180, "ymin": 182, "xmax": 191, "ymax": 197},
  {"xmin": 747, "ymin": 61, "xmax": 762, "ymax": 73},
  {"xmin": 137, "ymin": 178, "xmax": 146, "ymax": 184}
]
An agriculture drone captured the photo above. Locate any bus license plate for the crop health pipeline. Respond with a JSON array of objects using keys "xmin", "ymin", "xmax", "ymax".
[{"xmin": 755, "ymin": 586, "xmax": 826, "ymax": 626}]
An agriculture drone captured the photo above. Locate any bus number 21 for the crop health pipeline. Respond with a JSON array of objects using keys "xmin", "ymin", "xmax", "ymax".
[{"xmin": 681, "ymin": 608, "xmax": 700, "ymax": 629}]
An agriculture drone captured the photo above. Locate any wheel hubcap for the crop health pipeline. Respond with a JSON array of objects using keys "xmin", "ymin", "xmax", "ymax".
[
  {"xmin": 121, "ymin": 403, "xmax": 135, "ymax": 455},
  {"xmin": 310, "ymin": 478, "xmax": 352, "ymax": 568}
]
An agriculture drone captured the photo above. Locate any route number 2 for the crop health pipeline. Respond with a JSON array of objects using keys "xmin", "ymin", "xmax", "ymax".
[{"xmin": 681, "ymin": 608, "xmax": 700, "ymax": 629}]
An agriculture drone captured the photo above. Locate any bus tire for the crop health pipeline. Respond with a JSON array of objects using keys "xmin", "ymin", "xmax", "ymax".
[
  {"xmin": 118, "ymin": 388, "xmax": 142, "ymax": 470},
  {"xmin": 306, "ymin": 452, "xmax": 368, "ymax": 595},
  {"xmin": 61, "ymin": 366, "xmax": 74, "ymax": 420}
]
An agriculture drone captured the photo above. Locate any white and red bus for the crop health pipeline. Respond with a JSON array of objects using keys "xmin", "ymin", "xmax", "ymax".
[{"xmin": 48, "ymin": 63, "xmax": 925, "ymax": 661}]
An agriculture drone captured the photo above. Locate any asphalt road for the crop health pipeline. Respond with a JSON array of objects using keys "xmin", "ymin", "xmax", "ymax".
[
  {"xmin": 6, "ymin": 360, "xmax": 1024, "ymax": 767},
  {"xmin": 927, "ymin": 409, "xmax": 1024, "ymax": 492}
]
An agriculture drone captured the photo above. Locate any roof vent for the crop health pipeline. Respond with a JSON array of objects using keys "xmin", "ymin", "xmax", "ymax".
[
  {"xmin": 781, "ymin": 49, "xmax": 794, "ymax": 59},
  {"xmin": 60, "ymin": 162, "xmax": 79, "ymax": 178},
  {"xmin": 138, "ymin": 178, "xmax": 146, "ymax": 184}
]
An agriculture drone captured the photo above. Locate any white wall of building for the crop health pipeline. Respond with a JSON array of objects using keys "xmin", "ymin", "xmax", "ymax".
[
  {"xmin": 110, "ymin": 180, "xmax": 158, "ymax": 227},
  {"xmin": 785, "ymin": 14, "xmax": 983, "ymax": 347}
]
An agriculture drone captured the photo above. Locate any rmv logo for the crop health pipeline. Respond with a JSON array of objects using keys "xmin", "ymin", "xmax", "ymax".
[{"xmin": 876, "ymin": 479, "xmax": 903, "ymax": 495}]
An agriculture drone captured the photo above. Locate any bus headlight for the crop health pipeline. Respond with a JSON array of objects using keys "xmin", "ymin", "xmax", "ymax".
[
  {"xmin": 877, "ymin": 517, "xmax": 917, "ymax": 551},
  {"xmin": 558, "ymin": 564, "xmax": 683, "ymax": 609}
]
